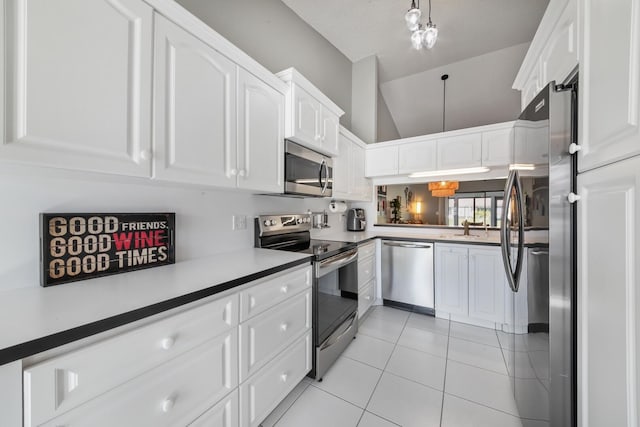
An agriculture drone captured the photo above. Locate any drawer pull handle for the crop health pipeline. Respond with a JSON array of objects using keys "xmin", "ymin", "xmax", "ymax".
[
  {"xmin": 280, "ymin": 323, "xmax": 288, "ymax": 332},
  {"xmin": 280, "ymin": 373, "xmax": 288, "ymax": 383},
  {"xmin": 280, "ymin": 285, "xmax": 289, "ymax": 294},
  {"xmin": 161, "ymin": 398, "xmax": 175, "ymax": 413},
  {"xmin": 160, "ymin": 337, "xmax": 175, "ymax": 350}
]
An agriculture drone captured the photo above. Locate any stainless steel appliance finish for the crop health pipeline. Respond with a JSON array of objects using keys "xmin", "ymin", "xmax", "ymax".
[
  {"xmin": 346, "ymin": 208, "xmax": 366, "ymax": 231},
  {"xmin": 381, "ymin": 240, "xmax": 435, "ymax": 314},
  {"xmin": 500, "ymin": 80, "xmax": 577, "ymax": 426},
  {"xmin": 527, "ymin": 248, "xmax": 549, "ymax": 328},
  {"xmin": 254, "ymin": 214, "xmax": 358, "ymax": 380},
  {"xmin": 284, "ymin": 141, "xmax": 333, "ymax": 197}
]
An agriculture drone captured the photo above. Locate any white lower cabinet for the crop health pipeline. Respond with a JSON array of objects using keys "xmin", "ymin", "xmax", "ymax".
[
  {"xmin": 239, "ymin": 332, "xmax": 312, "ymax": 427},
  {"xmin": 189, "ymin": 390, "xmax": 239, "ymax": 427},
  {"xmin": 435, "ymin": 244, "xmax": 506, "ymax": 327},
  {"xmin": 21, "ymin": 264, "xmax": 313, "ymax": 427},
  {"xmin": 357, "ymin": 241, "xmax": 377, "ymax": 318},
  {"xmin": 41, "ymin": 332, "xmax": 239, "ymax": 427}
]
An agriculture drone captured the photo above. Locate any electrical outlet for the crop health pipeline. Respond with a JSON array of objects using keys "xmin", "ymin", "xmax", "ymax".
[{"xmin": 232, "ymin": 215, "xmax": 247, "ymax": 230}]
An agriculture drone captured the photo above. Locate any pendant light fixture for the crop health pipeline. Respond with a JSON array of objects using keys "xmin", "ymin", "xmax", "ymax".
[
  {"xmin": 428, "ymin": 181, "xmax": 459, "ymax": 197},
  {"xmin": 405, "ymin": 0, "xmax": 438, "ymax": 50}
]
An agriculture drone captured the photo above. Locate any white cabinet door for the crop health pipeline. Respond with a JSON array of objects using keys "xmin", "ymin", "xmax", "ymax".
[
  {"xmin": 579, "ymin": 0, "xmax": 640, "ymax": 172},
  {"xmin": 237, "ymin": 69, "xmax": 284, "ymax": 193},
  {"xmin": 332, "ymin": 133, "xmax": 351, "ymax": 199},
  {"xmin": 189, "ymin": 390, "xmax": 239, "ymax": 427},
  {"xmin": 351, "ymin": 143, "xmax": 371, "ymax": 201},
  {"xmin": 358, "ymin": 279, "xmax": 375, "ymax": 319},
  {"xmin": 398, "ymin": 139, "xmax": 437, "ymax": 174},
  {"xmin": 0, "ymin": 361, "xmax": 21, "ymax": 427},
  {"xmin": 435, "ymin": 245, "xmax": 468, "ymax": 316},
  {"xmin": 320, "ymin": 108, "xmax": 340, "ymax": 156},
  {"xmin": 2, "ymin": 0, "xmax": 153, "ymax": 176},
  {"xmin": 468, "ymin": 247, "xmax": 505, "ymax": 323},
  {"xmin": 366, "ymin": 146, "xmax": 399, "ymax": 177},
  {"xmin": 437, "ymin": 133, "xmax": 482, "ymax": 169},
  {"xmin": 482, "ymin": 128, "xmax": 514, "ymax": 167},
  {"xmin": 577, "ymin": 156, "xmax": 640, "ymax": 427},
  {"xmin": 153, "ymin": 14, "xmax": 237, "ymax": 187},
  {"xmin": 292, "ymin": 85, "xmax": 321, "ymax": 149}
]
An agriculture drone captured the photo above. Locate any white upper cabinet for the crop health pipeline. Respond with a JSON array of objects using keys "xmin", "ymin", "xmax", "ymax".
[
  {"xmin": 579, "ymin": 0, "xmax": 640, "ymax": 171},
  {"xmin": 333, "ymin": 127, "xmax": 371, "ymax": 201},
  {"xmin": 1, "ymin": 0, "xmax": 153, "ymax": 176},
  {"xmin": 482, "ymin": 127, "xmax": 514, "ymax": 167},
  {"xmin": 153, "ymin": 14, "xmax": 237, "ymax": 187},
  {"xmin": 513, "ymin": 0, "xmax": 578, "ymax": 110},
  {"xmin": 437, "ymin": 133, "xmax": 482, "ymax": 170},
  {"xmin": 398, "ymin": 139, "xmax": 437, "ymax": 174},
  {"xmin": 236, "ymin": 69, "xmax": 285, "ymax": 193},
  {"xmin": 514, "ymin": 121, "xmax": 549, "ymax": 165},
  {"xmin": 365, "ymin": 145, "xmax": 399, "ymax": 177},
  {"xmin": 277, "ymin": 68, "xmax": 344, "ymax": 157}
]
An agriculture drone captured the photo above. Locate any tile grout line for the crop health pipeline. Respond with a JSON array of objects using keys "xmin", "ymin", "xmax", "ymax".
[
  {"xmin": 442, "ymin": 392, "xmax": 522, "ymax": 420},
  {"xmin": 439, "ymin": 316, "xmax": 452, "ymax": 427},
  {"xmin": 356, "ymin": 306, "xmax": 411, "ymax": 427}
]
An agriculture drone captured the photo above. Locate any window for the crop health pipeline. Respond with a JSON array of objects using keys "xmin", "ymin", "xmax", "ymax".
[{"xmin": 447, "ymin": 191, "xmax": 504, "ymax": 227}]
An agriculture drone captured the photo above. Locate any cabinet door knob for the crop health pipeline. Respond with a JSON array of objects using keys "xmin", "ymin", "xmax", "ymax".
[
  {"xmin": 239, "ymin": 169, "xmax": 246, "ymax": 177},
  {"xmin": 230, "ymin": 169, "xmax": 237, "ymax": 176},
  {"xmin": 365, "ymin": 295, "xmax": 371, "ymax": 301},
  {"xmin": 280, "ymin": 323, "xmax": 288, "ymax": 332},
  {"xmin": 567, "ymin": 192, "xmax": 581, "ymax": 204},
  {"xmin": 160, "ymin": 337, "xmax": 175, "ymax": 350},
  {"xmin": 569, "ymin": 143, "xmax": 582, "ymax": 154},
  {"xmin": 280, "ymin": 373, "xmax": 288, "ymax": 383},
  {"xmin": 140, "ymin": 149, "xmax": 150, "ymax": 160},
  {"xmin": 161, "ymin": 398, "xmax": 175, "ymax": 413},
  {"xmin": 280, "ymin": 285, "xmax": 289, "ymax": 294}
]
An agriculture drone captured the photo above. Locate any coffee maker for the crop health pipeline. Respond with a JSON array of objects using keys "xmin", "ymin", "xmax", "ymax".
[{"xmin": 347, "ymin": 208, "xmax": 366, "ymax": 231}]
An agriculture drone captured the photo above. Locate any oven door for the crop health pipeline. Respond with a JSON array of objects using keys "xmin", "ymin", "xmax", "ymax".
[
  {"xmin": 314, "ymin": 249, "xmax": 358, "ymax": 346},
  {"xmin": 284, "ymin": 140, "xmax": 333, "ymax": 197}
]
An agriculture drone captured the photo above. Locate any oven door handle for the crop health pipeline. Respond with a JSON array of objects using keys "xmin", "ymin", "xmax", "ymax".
[
  {"xmin": 319, "ymin": 312, "xmax": 357, "ymax": 351},
  {"xmin": 317, "ymin": 249, "xmax": 357, "ymax": 277}
]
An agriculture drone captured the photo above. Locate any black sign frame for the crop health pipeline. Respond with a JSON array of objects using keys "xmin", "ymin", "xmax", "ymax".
[{"xmin": 40, "ymin": 213, "xmax": 176, "ymax": 287}]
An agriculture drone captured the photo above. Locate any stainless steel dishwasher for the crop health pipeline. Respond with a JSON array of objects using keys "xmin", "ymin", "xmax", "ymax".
[{"xmin": 381, "ymin": 240, "xmax": 435, "ymax": 314}]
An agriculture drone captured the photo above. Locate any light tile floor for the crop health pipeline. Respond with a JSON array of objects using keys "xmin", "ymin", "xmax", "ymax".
[{"xmin": 260, "ymin": 306, "xmax": 543, "ymax": 427}]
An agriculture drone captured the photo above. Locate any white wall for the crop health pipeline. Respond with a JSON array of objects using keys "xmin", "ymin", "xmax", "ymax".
[
  {"xmin": 176, "ymin": 0, "xmax": 353, "ymax": 129},
  {"xmin": 0, "ymin": 164, "xmax": 343, "ymax": 291},
  {"xmin": 377, "ymin": 88, "xmax": 401, "ymax": 142},
  {"xmin": 380, "ymin": 43, "xmax": 530, "ymax": 138},
  {"xmin": 351, "ymin": 56, "xmax": 378, "ymax": 144}
]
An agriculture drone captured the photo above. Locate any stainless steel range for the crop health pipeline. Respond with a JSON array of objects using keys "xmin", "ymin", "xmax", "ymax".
[{"xmin": 255, "ymin": 213, "xmax": 358, "ymax": 380}]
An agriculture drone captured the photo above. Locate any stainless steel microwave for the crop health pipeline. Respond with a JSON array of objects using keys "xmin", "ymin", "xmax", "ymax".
[{"xmin": 284, "ymin": 140, "xmax": 333, "ymax": 197}]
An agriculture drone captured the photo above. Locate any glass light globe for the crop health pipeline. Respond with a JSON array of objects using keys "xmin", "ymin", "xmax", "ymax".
[
  {"xmin": 423, "ymin": 23, "xmax": 438, "ymax": 49},
  {"xmin": 411, "ymin": 28, "xmax": 425, "ymax": 50},
  {"xmin": 405, "ymin": 8, "xmax": 421, "ymax": 31}
]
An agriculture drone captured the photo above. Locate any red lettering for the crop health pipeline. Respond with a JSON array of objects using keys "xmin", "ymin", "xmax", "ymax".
[
  {"xmin": 112, "ymin": 232, "xmax": 133, "ymax": 250},
  {"xmin": 153, "ymin": 230, "xmax": 165, "ymax": 247},
  {"xmin": 138, "ymin": 231, "xmax": 154, "ymax": 248}
]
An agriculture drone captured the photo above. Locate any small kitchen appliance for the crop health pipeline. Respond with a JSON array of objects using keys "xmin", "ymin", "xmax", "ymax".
[{"xmin": 346, "ymin": 208, "xmax": 366, "ymax": 231}]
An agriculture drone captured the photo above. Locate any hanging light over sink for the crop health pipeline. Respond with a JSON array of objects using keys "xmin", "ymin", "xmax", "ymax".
[{"xmin": 428, "ymin": 181, "xmax": 459, "ymax": 197}]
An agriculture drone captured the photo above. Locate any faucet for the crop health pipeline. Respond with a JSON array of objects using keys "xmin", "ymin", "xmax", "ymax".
[{"xmin": 463, "ymin": 220, "xmax": 470, "ymax": 236}]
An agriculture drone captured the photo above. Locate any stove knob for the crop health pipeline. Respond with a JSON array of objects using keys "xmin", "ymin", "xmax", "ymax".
[
  {"xmin": 306, "ymin": 218, "xmax": 311, "ymax": 223},
  {"xmin": 296, "ymin": 218, "xmax": 303, "ymax": 224},
  {"xmin": 270, "ymin": 219, "xmax": 277, "ymax": 226},
  {"xmin": 263, "ymin": 220, "xmax": 270, "ymax": 226}
]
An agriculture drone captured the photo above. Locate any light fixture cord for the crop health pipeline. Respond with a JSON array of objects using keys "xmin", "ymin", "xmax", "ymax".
[
  {"xmin": 428, "ymin": 0, "xmax": 432, "ymax": 23},
  {"xmin": 441, "ymin": 74, "xmax": 448, "ymax": 132}
]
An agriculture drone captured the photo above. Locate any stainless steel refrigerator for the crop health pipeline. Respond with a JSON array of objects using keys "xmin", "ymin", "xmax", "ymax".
[{"xmin": 500, "ymin": 79, "xmax": 577, "ymax": 426}]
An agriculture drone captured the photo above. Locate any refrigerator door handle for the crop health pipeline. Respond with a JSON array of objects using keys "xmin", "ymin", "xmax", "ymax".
[{"xmin": 501, "ymin": 170, "xmax": 525, "ymax": 292}]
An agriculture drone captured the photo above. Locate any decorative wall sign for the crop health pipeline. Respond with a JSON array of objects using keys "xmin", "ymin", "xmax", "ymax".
[{"xmin": 40, "ymin": 213, "xmax": 175, "ymax": 287}]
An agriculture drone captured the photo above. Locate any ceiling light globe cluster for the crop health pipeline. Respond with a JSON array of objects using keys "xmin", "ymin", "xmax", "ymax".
[{"xmin": 404, "ymin": 1, "xmax": 438, "ymax": 50}]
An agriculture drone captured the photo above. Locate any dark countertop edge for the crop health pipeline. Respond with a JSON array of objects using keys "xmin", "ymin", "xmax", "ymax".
[
  {"xmin": 0, "ymin": 257, "xmax": 312, "ymax": 366},
  {"xmin": 333, "ymin": 234, "xmax": 547, "ymax": 248},
  {"xmin": 373, "ymin": 224, "xmax": 549, "ymax": 231}
]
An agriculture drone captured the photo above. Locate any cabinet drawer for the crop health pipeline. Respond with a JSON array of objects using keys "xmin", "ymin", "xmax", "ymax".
[
  {"xmin": 240, "ymin": 332, "xmax": 312, "ymax": 427},
  {"xmin": 358, "ymin": 241, "xmax": 376, "ymax": 259},
  {"xmin": 189, "ymin": 390, "xmax": 239, "ymax": 427},
  {"xmin": 239, "ymin": 290, "xmax": 311, "ymax": 382},
  {"xmin": 24, "ymin": 294, "xmax": 238, "ymax": 426},
  {"xmin": 240, "ymin": 266, "xmax": 311, "ymax": 321},
  {"xmin": 358, "ymin": 255, "xmax": 375, "ymax": 288},
  {"xmin": 358, "ymin": 279, "xmax": 375, "ymax": 319},
  {"xmin": 40, "ymin": 331, "xmax": 239, "ymax": 427}
]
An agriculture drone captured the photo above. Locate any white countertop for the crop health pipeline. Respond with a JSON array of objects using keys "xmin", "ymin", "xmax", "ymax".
[{"xmin": 0, "ymin": 249, "xmax": 310, "ymax": 363}]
